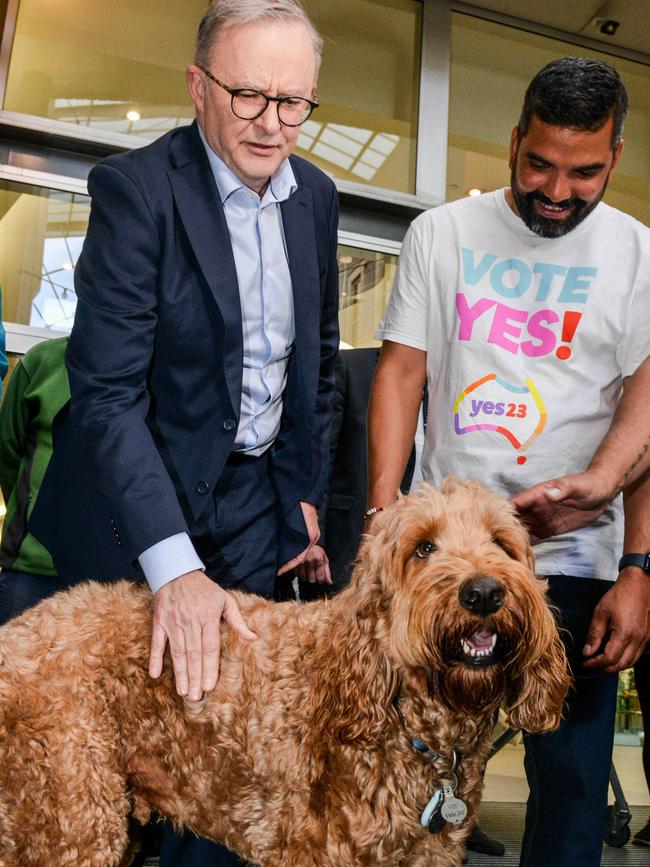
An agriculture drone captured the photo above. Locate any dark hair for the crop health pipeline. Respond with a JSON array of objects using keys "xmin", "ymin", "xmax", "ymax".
[{"xmin": 518, "ymin": 57, "xmax": 628, "ymax": 148}]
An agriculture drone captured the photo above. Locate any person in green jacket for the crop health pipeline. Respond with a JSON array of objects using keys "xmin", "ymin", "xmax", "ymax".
[{"xmin": 0, "ymin": 336, "xmax": 71, "ymax": 623}]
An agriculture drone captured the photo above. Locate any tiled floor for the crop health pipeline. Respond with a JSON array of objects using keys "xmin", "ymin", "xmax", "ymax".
[
  {"xmin": 483, "ymin": 739, "xmax": 649, "ymax": 807},
  {"xmin": 468, "ymin": 739, "xmax": 650, "ymax": 865},
  {"xmin": 467, "ymin": 801, "xmax": 650, "ymax": 866}
]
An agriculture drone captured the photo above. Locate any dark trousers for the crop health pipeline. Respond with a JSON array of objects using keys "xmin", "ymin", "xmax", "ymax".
[
  {"xmin": 160, "ymin": 451, "xmax": 306, "ymax": 867},
  {"xmin": 0, "ymin": 569, "xmax": 81, "ymax": 625},
  {"xmin": 520, "ymin": 576, "xmax": 618, "ymax": 867}
]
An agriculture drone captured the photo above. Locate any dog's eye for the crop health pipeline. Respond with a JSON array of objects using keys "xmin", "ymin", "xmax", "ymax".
[
  {"xmin": 415, "ymin": 540, "xmax": 437, "ymax": 559},
  {"xmin": 494, "ymin": 537, "xmax": 516, "ymax": 559}
]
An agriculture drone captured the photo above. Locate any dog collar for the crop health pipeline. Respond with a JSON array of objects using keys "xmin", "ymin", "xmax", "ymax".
[
  {"xmin": 412, "ymin": 740, "xmax": 468, "ymax": 832},
  {"xmin": 411, "ymin": 738, "xmax": 459, "ymax": 769}
]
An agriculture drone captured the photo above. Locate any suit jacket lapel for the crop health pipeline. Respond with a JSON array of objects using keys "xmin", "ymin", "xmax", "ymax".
[
  {"xmin": 167, "ymin": 123, "xmax": 243, "ymax": 415},
  {"xmin": 281, "ymin": 185, "xmax": 320, "ymax": 405}
]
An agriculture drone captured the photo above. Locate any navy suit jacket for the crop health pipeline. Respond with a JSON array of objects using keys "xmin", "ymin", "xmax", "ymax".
[{"xmin": 31, "ymin": 121, "xmax": 339, "ymax": 581}]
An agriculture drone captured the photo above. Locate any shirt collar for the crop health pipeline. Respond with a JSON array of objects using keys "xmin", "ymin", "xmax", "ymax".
[{"xmin": 198, "ymin": 123, "xmax": 297, "ymax": 205}]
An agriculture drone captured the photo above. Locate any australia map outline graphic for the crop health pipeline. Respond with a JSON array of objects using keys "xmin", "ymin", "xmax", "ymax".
[{"xmin": 453, "ymin": 374, "xmax": 547, "ymax": 464}]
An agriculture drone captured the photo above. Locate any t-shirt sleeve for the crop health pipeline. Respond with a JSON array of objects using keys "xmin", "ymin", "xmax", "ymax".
[
  {"xmin": 375, "ymin": 218, "xmax": 429, "ymax": 351},
  {"xmin": 617, "ymin": 274, "xmax": 650, "ymax": 377}
]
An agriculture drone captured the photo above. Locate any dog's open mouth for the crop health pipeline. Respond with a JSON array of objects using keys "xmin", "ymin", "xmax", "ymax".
[{"xmin": 459, "ymin": 629, "xmax": 498, "ymax": 666}]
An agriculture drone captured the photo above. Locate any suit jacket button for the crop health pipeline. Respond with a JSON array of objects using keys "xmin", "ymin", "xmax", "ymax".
[
  {"xmin": 196, "ymin": 480, "xmax": 210, "ymax": 495},
  {"xmin": 223, "ymin": 418, "xmax": 236, "ymax": 431}
]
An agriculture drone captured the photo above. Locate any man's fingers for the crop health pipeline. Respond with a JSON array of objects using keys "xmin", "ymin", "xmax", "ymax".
[
  {"xmin": 200, "ymin": 623, "xmax": 221, "ymax": 694},
  {"xmin": 583, "ymin": 631, "xmax": 625, "ymax": 671},
  {"xmin": 166, "ymin": 622, "xmax": 191, "ymax": 697},
  {"xmin": 183, "ymin": 621, "xmax": 206, "ymax": 701},
  {"xmin": 510, "ymin": 488, "xmax": 539, "ymax": 512},
  {"xmin": 277, "ymin": 557, "xmax": 300, "ymax": 576},
  {"xmin": 319, "ymin": 557, "xmax": 333, "ymax": 585},
  {"xmin": 148, "ymin": 621, "xmax": 168, "ymax": 679},
  {"xmin": 222, "ymin": 596, "xmax": 257, "ymax": 642},
  {"xmin": 312, "ymin": 550, "xmax": 332, "ymax": 584},
  {"xmin": 583, "ymin": 612, "xmax": 608, "ymax": 658},
  {"xmin": 583, "ymin": 635, "xmax": 641, "ymax": 673},
  {"xmin": 277, "ymin": 549, "xmax": 308, "ymax": 575}
]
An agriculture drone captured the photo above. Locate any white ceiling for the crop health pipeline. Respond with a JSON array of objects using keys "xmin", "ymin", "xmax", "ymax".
[{"xmin": 458, "ymin": 0, "xmax": 650, "ymax": 57}]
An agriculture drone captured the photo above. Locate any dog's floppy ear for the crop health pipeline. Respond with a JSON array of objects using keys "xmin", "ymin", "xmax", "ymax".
[{"xmin": 504, "ymin": 623, "xmax": 571, "ymax": 733}]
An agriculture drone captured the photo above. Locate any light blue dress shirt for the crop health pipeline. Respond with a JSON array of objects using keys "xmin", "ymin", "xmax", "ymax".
[
  {"xmin": 201, "ymin": 127, "xmax": 297, "ymax": 454},
  {"xmin": 139, "ymin": 127, "xmax": 298, "ymax": 592}
]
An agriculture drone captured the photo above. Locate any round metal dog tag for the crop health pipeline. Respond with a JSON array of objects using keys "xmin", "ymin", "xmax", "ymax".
[{"xmin": 440, "ymin": 786, "xmax": 467, "ymax": 825}]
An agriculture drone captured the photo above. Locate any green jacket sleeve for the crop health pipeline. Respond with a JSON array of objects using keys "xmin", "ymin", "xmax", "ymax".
[{"xmin": 0, "ymin": 359, "xmax": 29, "ymax": 503}]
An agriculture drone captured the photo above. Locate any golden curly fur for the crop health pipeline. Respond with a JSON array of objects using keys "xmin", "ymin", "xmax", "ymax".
[{"xmin": 0, "ymin": 479, "xmax": 570, "ymax": 867}]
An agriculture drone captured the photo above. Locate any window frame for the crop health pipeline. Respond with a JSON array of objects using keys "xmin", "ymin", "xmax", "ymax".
[
  {"xmin": 0, "ymin": 169, "xmax": 405, "ymax": 350},
  {"xmin": 0, "ymin": 0, "xmax": 448, "ymax": 208}
]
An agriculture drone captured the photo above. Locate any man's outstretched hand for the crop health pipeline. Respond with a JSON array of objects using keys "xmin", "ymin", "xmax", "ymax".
[
  {"xmin": 149, "ymin": 569, "xmax": 257, "ymax": 700},
  {"xmin": 511, "ymin": 470, "xmax": 616, "ymax": 542}
]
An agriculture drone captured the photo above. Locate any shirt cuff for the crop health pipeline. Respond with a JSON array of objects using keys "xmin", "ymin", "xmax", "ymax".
[{"xmin": 138, "ymin": 532, "xmax": 205, "ymax": 593}]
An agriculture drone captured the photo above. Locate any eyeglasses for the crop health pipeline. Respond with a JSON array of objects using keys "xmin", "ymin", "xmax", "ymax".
[{"xmin": 198, "ymin": 65, "xmax": 318, "ymax": 127}]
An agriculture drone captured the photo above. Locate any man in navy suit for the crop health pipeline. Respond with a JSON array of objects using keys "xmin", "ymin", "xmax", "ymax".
[{"xmin": 31, "ymin": 1, "xmax": 338, "ymax": 863}]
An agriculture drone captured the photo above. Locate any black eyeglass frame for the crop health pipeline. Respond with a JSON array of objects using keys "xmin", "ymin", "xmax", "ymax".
[{"xmin": 197, "ymin": 64, "xmax": 319, "ymax": 127}]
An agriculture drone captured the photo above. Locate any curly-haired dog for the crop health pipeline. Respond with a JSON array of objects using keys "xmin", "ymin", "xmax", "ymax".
[{"xmin": 0, "ymin": 479, "xmax": 570, "ymax": 867}]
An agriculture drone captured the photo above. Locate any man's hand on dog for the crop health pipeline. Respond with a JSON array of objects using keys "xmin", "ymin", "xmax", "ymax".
[
  {"xmin": 511, "ymin": 469, "xmax": 615, "ymax": 542},
  {"xmin": 582, "ymin": 568, "xmax": 650, "ymax": 673},
  {"xmin": 149, "ymin": 570, "xmax": 257, "ymax": 700}
]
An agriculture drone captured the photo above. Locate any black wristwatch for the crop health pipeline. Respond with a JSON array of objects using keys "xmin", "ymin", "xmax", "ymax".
[{"xmin": 618, "ymin": 553, "xmax": 650, "ymax": 574}]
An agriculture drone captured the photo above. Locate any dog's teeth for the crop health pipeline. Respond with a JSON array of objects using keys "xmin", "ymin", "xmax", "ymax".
[
  {"xmin": 490, "ymin": 634, "xmax": 497, "ymax": 650},
  {"xmin": 461, "ymin": 639, "xmax": 471, "ymax": 654}
]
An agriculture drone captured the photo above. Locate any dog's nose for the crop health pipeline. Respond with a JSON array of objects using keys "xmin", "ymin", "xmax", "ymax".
[{"xmin": 459, "ymin": 576, "xmax": 505, "ymax": 617}]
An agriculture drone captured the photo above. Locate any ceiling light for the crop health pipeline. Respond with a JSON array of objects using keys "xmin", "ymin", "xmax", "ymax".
[
  {"xmin": 126, "ymin": 110, "xmax": 141, "ymax": 122},
  {"xmin": 597, "ymin": 18, "xmax": 619, "ymax": 36},
  {"xmin": 468, "ymin": 188, "xmax": 482, "ymax": 197}
]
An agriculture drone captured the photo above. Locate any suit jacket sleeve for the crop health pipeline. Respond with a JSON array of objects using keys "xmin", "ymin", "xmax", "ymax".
[
  {"xmin": 66, "ymin": 161, "xmax": 189, "ymax": 563},
  {"xmin": 303, "ymin": 181, "xmax": 340, "ymax": 506},
  {"xmin": 315, "ymin": 348, "xmax": 347, "ymax": 545}
]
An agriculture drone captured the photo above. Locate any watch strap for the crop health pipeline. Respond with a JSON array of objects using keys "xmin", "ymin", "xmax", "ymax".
[{"xmin": 618, "ymin": 553, "xmax": 650, "ymax": 574}]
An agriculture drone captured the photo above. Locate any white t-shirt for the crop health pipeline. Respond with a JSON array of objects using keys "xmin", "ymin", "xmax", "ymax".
[{"xmin": 376, "ymin": 189, "xmax": 650, "ymax": 581}]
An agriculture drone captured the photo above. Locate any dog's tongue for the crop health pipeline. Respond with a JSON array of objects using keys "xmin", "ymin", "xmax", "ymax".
[{"xmin": 469, "ymin": 629, "xmax": 495, "ymax": 650}]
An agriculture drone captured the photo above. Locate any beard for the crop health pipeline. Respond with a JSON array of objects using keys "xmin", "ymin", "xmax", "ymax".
[{"xmin": 509, "ymin": 162, "xmax": 608, "ymax": 239}]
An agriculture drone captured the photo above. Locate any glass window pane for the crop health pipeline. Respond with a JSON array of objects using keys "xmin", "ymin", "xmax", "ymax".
[
  {"xmin": 0, "ymin": 182, "xmax": 90, "ymax": 333},
  {"xmin": 301, "ymin": 0, "xmax": 421, "ymax": 193},
  {"xmin": 3, "ymin": 0, "xmax": 199, "ymax": 139},
  {"xmin": 338, "ymin": 244, "xmax": 398, "ymax": 347},
  {"xmin": 448, "ymin": 14, "xmax": 650, "ymax": 225},
  {"xmin": 3, "ymin": 0, "xmax": 421, "ymax": 194}
]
